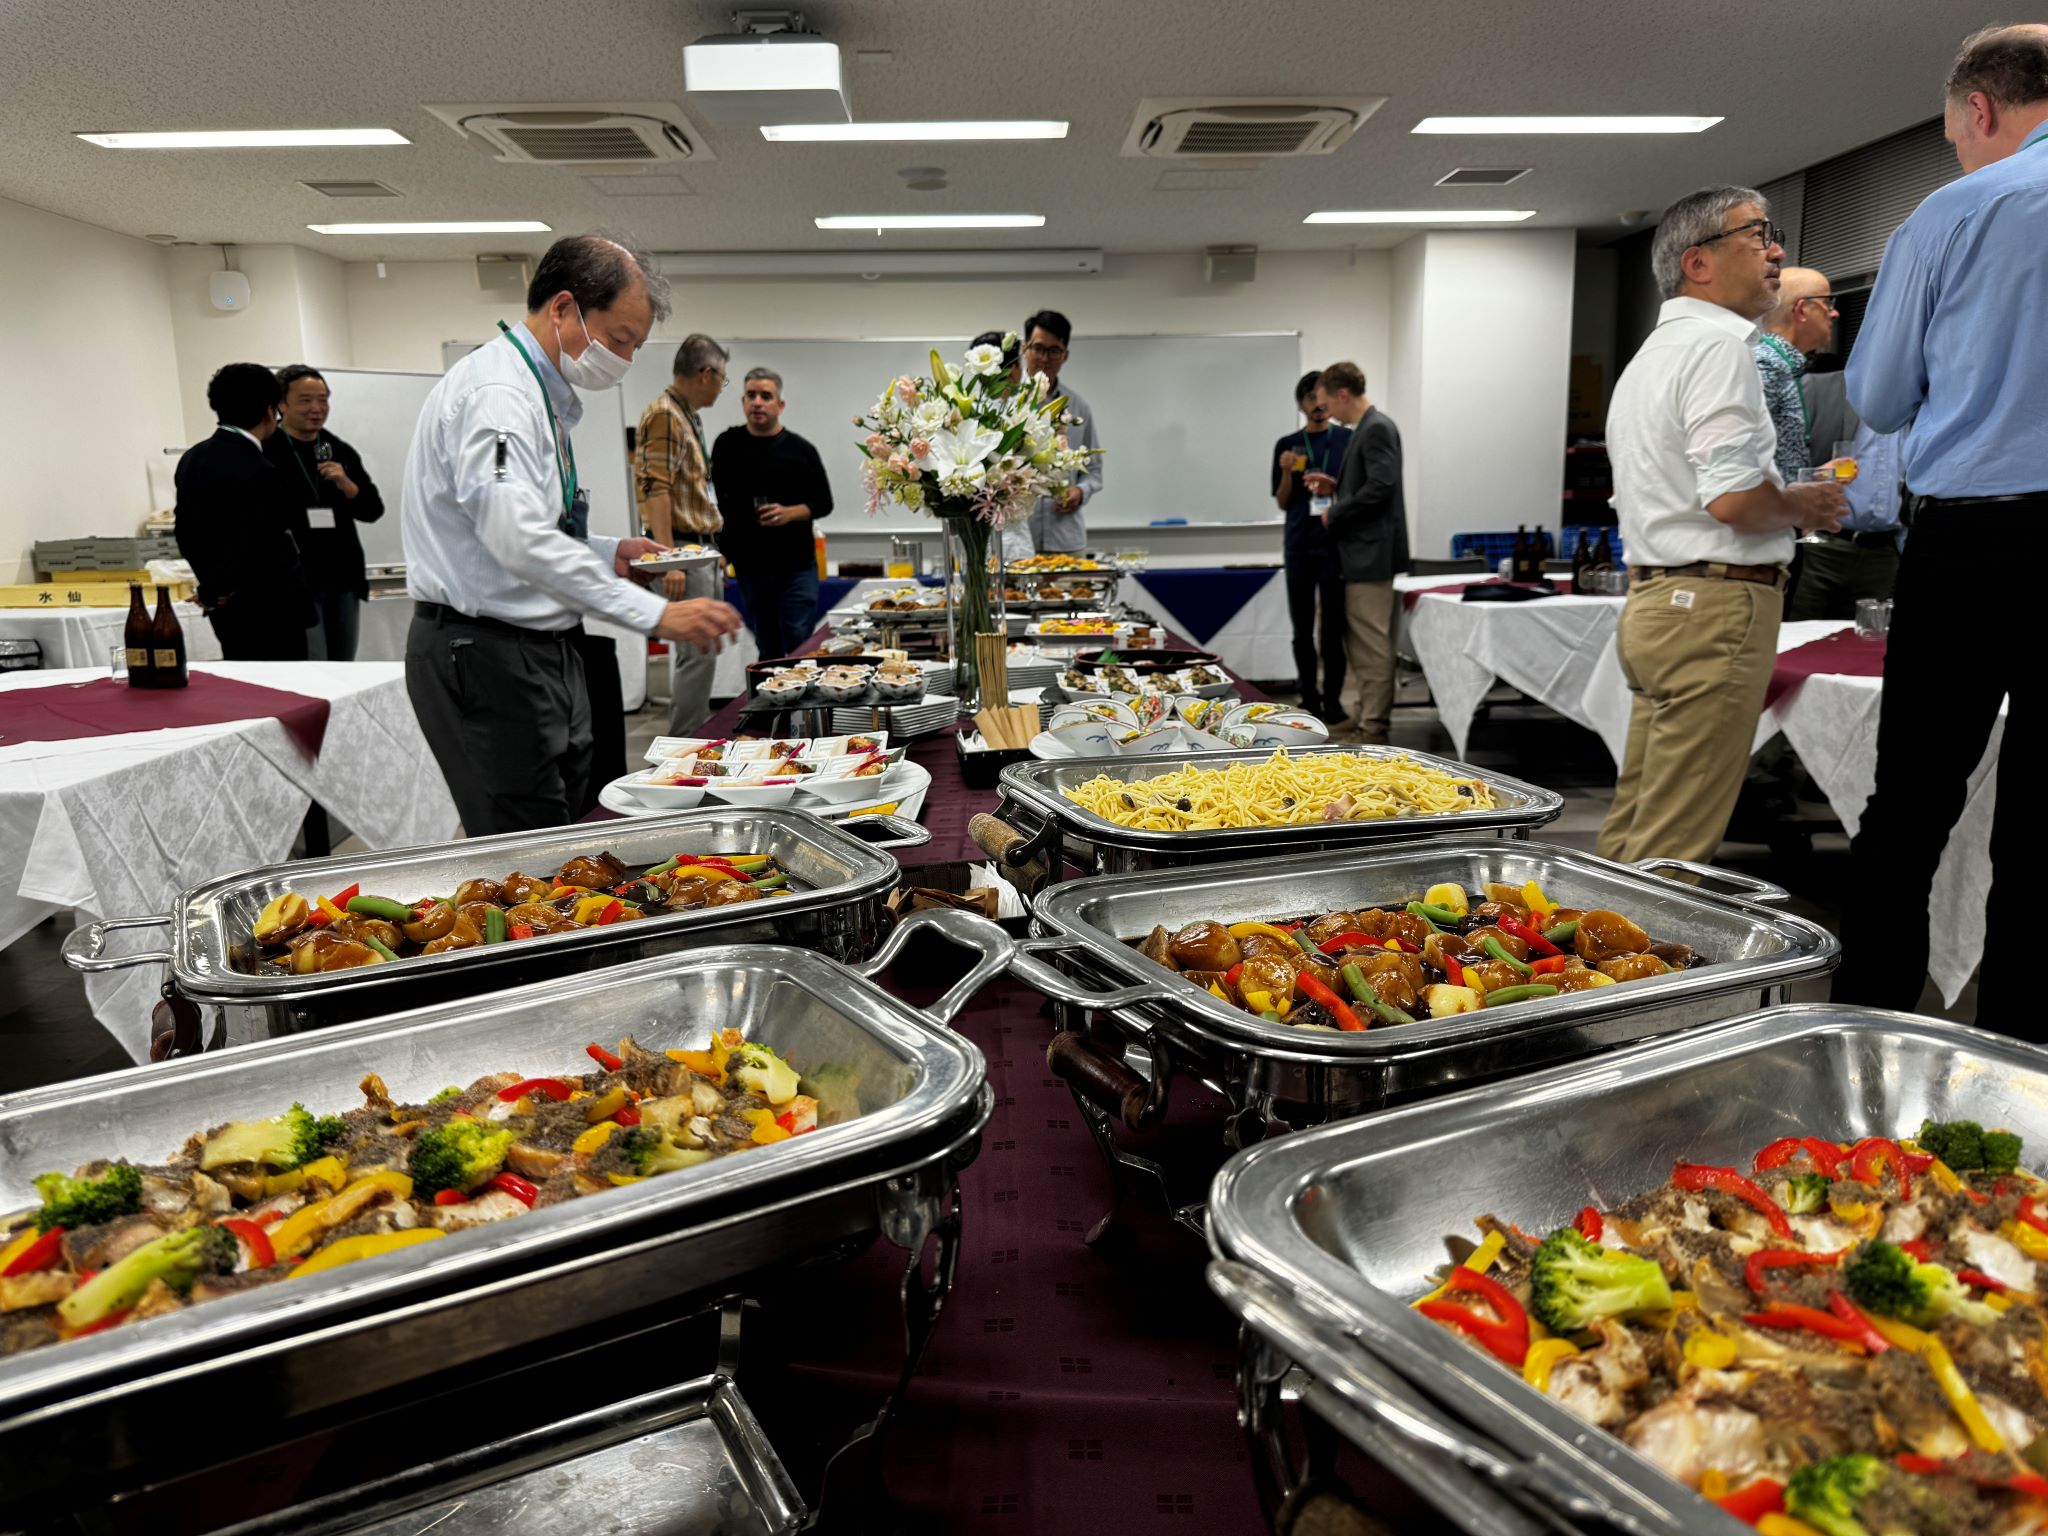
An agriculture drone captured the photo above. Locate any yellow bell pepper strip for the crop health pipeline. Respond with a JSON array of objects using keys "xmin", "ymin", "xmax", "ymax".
[
  {"xmin": 583, "ymin": 1086, "xmax": 630, "ymax": 1124},
  {"xmin": 1857, "ymin": 1310, "xmax": 2003, "ymax": 1452},
  {"xmin": 1226, "ymin": 921, "xmax": 1299, "ymax": 947},
  {"xmin": 1208, "ymin": 981, "xmax": 1230, "ymax": 1001},
  {"xmin": 744, "ymin": 1108, "xmax": 791, "ymax": 1145},
  {"xmin": 1413, "ymin": 1231, "xmax": 1508, "ymax": 1307},
  {"xmin": 289, "ymin": 1228, "xmax": 444, "ymax": 1280},
  {"xmin": 315, "ymin": 894, "xmax": 348, "ymax": 927},
  {"xmin": 1684, "ymin": 1330, "xmax": 1738, "ymax": 1369},
  {"xmin": 666, "ymin": 1048, "xmax": 724, "ymax": 1081},
  {"xmin": 668, "ymin": 864, "xmax": 740, "ymax": 886},
  {"xmin": 1755, "ymin": 1515, "xmax": 1825, "ymax": 1536},
  {"xmin": 571, "ymin": 1121, "xmax": 620, "ymax": 1157},
  {"xmin": 1522, "ymin": 1337, "xmax": 1579, "ymax": 1391},
  {"xmin": 1926, "ymin": 1158, "xmax": 1963, "ymax": 1193},
  {"xmin": 267, "ymin": 1170, "xmax": 410, "ymax": 1257},
  {"xmin": 1520, "ymin": 881, "xmax": 1558, "ymax": 918},
  {"xmin": 297, "ymin": 1155, "xmax": 348, "ymax": 1193}
]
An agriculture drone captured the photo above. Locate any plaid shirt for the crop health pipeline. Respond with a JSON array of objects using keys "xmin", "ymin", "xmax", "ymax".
[{"xmin": 634, "ymin": 385, "xmax": 721, "ymax": 537}]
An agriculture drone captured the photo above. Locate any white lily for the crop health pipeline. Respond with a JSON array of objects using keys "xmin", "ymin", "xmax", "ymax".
[{"xmin": 922, "ymin": 420, "xmax": 1002, "ymax": 481}]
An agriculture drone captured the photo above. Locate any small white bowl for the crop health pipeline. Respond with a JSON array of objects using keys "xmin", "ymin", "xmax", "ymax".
[
  {"xmin": 798, "ymin": 765, "xmax": 903, "ymax": 804},
  {"xmin": 620, "ymin": 775, "xmax": 709, "ymax": 809},
  {"xmin": 1236, "ymin": 709, "xmax": 1329, "ymax": 750},
  {"xmin": 705, "ymin": 777, "xmax": 801, "ymax": 807},
  {"xmin": 1121, "ymin": 723, "xmax": 1188, "ymax": 755},
  {"xmin": 1050, "ymin": 716, "xmax": 1123, "ymax": 755}
]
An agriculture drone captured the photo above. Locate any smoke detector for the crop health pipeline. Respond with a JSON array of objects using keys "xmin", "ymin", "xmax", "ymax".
[
  {"xmin": 423, "ymin": 103, "xmax": 711, "ymax": 165},
  {"xmin": 1123, "ymin": 97, "xmax": 1384, "ymax": 159}
]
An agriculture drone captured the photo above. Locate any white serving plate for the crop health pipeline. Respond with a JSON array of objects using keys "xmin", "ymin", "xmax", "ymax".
[
  {"xmin": 629, "ymin": 546, "xmax": 721, "ymax": 575},
  {"xmin": 599, "ymin": 760, "xmax": 932, "ymax": 824}
]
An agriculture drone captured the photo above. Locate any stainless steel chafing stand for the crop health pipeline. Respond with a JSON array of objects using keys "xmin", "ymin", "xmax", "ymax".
[
  {"xmin": 1204, "ymin": 1004, "xmax": 2048, "ymax": 1536},
  {"xmin": 1027, "ymin": 840, "xmax": 1836, "ymax": 1244},
  {"xmin": 61, "ymin": 806, "xmax": 927, "ymax": 1054}
]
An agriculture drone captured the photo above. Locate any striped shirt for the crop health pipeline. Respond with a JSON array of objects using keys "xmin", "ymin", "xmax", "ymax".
[{"xmin": 634, "ymin": 385, "xmax": 721, "ymax": 538}]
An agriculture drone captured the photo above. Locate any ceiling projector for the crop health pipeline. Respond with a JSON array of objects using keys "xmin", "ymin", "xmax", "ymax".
[{"xmin": 683, "ymin": 19, "xmax": 848, "ymax": 128}]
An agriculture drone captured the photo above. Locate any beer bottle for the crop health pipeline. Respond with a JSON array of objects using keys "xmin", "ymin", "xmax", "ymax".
[
  {"xmin": 150, "ymin": 584, "xmax": 188, "ymax": 688},
  {"xmin": 1594, "ymin": 528, "xmax": 1616, "ymax": 569},
  {"xmin": 124, "ymin": 583, "xmax": 156, "ymax": 688},
  {"xmin": 1570, "ymin": 531, "xmax": 1593, "ymax": 595}
]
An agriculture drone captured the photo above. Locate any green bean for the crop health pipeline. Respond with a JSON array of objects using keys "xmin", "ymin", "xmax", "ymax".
[
  {"xmin": 346, "ymin": 896, "xmax": 414, "ymax": 923},
  {"xmin": 1480, "ymin": 983, "xmax": 1559, "ymax": 1007}
]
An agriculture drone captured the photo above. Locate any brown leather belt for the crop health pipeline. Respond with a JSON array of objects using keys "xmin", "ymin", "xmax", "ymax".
[{"xmin": 1631, "ymin": 561, "xmax": 1789, "ymax": 591}]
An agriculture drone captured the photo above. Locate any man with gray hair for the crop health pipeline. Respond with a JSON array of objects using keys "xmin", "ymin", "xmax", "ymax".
[
  {"xmin": 1830, "ymin": 24, "xmax": 2048, "ymax": 1026},
  {"xmin": 1595, "ymin": 188, "xmax": 1844, "ymax": 865},
  {"xmin": 711, "ymin": 367, "xmax": 834, "ymax": 659},
  {"xmin": 402, "ymin": 234, "xmax": 741, "ymax": 835},
  {"xmin": 636, "ymin": 333, "xmax": 730, "ymax": 733}
]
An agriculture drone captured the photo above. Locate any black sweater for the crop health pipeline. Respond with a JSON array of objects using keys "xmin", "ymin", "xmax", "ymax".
[
  {"xmin": 709, "ymin": 426, "xmax": 833, "ymax": 573},
  {"xmin": 263, "ymin": 429, "xmax": 386, "ymax": 598}
]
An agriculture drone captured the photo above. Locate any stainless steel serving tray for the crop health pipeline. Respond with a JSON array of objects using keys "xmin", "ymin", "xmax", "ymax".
[
  {"xmin": 1206, "ymin": 1005, "xmax": 2048, "ymax": 1536},
  {"xmin": 0, "ymin": 938, "xmax": 987, "ymax": 1507},
  {"xmin": 996, "ymin": 744, "xmax": 1563, "ymax": 879},
  {"xmin": 62, "ymin": 806, "xmax": 923, "ymax": 1045},
  {"xmin": 1032, "ymin": 836, "xmax": 1837, "ymax": 1123}
]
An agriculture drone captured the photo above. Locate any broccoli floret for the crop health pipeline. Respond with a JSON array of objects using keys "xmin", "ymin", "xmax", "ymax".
[
  {"xmin": 56, "ymin": 1223, "xmax": 240, "ymax": 1329},
  {"xmin": 1915, "ymin": 1118, "xmax": 2023, "ymax": 1175},
  {"xmin": 1781, "ymin": 1172, "xmax": 1832, "ymax": 1214},
  {"xmin": 1843, "ymin": 1241, "xmax": 1999, "ymax": 1327},
  {"xmin": 428, "ymin": 1087, "xmax": 463, "ymax": 1105},
  {"xmin": 407, "ymin": 1120, "xmax": 517, "ymax": 1196},
  {"xmin": 731, "ymin": 1042, "xmax": 800, "ymax": 1106},
  {"xmin": 1784, "ymin": 1454, "xmax": 1885, "ymax": 1536},
  {"xmin": 33, "ymin": 1162, "xmax": 143, "ymax": 1233},
  {"xmin": 1528, "ymin": 1227, "xmax": 1674, "ymax": 1333},
  {"xmin": 616, "ymin": 1126, "xmax": 659, "ymax": 1176},
  {"xmin": 198, "ymin": 1102, "xmax": 345, "ymax": 1172}
]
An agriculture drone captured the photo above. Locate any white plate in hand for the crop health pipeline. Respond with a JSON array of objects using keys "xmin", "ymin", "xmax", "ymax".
[{"xmin": 630, "ymin": 547, "xmax": 722, "ymax": 574}]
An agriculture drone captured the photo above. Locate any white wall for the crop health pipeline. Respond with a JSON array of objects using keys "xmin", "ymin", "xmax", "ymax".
[
  {"xmin": 1389, "ymin": 230, "xmax": 1578, "ymax": 558},
  {"xmin": 292, "ymin": 248, "xmax": 355, "ymax": 371},
  {"xmin": 0, "ymin": 197, "xmax": 185, "ymax": 582},
  {"xmin": 1386, "ymin": 236, "xmax": 1430, "ymax": 535},
  {"xmin": 165, "ymin": 245, "xmax": 357, "ymax": 441}
]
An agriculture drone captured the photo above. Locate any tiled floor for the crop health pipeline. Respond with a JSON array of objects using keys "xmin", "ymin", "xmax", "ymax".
[{"xmin": 0, "ymin": 679, "xmax": 1972, "ymax": 1095}]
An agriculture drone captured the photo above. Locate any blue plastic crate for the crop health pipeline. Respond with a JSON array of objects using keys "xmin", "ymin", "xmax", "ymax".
[
  {"xmin": 1560, "ymin": 525, "xmax": 1626, "ymax": 564},
  {"xmin": 1448, "ymin": 530, "xmax": 1555, "ymax": 566}
]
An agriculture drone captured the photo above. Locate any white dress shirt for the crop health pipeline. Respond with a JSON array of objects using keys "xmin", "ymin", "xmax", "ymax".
[
  {"xmin": 1607, "ymin": 296, "xmax": 1792, "ymax": 570},
  {"xmin": 402, "ymin": 326, "xmax": 668, "ymax": 633}
]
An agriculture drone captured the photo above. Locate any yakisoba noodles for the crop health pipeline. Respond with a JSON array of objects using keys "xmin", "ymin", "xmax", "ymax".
[{"xmin": 1061, "ymin": 750, "xmax": 1495, "ymax": 830}]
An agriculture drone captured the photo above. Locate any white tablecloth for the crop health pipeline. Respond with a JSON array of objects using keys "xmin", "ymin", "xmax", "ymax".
[
  {"xmin": 0, "ymin": 661, "xmax": 459, "ymax": 1060},
  {"xmin": 0, "ymin": 602, "xmax": 221, "ymax": 670},
  {"xmin": 1120, "ymin": 568, "xmax": 1294, "ymax": 682}
]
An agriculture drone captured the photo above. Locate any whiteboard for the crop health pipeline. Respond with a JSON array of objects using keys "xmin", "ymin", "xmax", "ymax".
[
  {"xmin": 446, "ymin": 333, "xmax": 1304, "ymax": 535},
  {"xmin": 295, "ymin": 363, "xmax": 645, "ymax": 708}
]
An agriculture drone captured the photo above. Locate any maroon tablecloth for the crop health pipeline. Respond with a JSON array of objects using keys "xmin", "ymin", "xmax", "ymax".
[
  {"xmin": 0, "ymin": 670, "xmax": 330, "ymax": 757},
  {"xmin": 1765, "ymin": 628, "xmax": 1888, "ymax": 710}
]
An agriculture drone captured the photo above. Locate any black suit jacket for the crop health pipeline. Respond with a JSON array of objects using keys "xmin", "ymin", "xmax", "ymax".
[
  {"xmin": 264, "ymin": 429, "xmax": 385, "ymax": 598},
  {"xmin": 174, "ymin": 427, "xmax": 313, "ymax": 620},
  {"xmin": 1326, "ymin": 405, "xmax": 1410, "ymax": 583}
]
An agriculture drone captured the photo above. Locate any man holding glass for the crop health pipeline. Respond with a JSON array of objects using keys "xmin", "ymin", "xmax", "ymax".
[
  {"xmin": 711, "ymin": 368, "xmax": 833, "ymax": 660},
  {"xmin": 1020, "ymin": 310, "xmax": 1104, "ymax": 554},
  {"xmin": 1830, "ymin": 24, "xmax": 2048, "ymax": 1026},
  {"xmin": 1594, "ymin": 188, "xmax": 1844, "ymax": 865}
]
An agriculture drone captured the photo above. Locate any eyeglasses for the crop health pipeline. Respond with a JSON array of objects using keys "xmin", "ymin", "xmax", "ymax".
[
  {"xmin": 1797, "ymin": 295, "xmax": 1839, "ymax": 313},
  {"xmin": 1693, "ymin": 218, "xmax": 1785, "ymax": 252},
  {"xmin": 1022, "ymin": 342, "xmax": 1067, "ymax": 360}
]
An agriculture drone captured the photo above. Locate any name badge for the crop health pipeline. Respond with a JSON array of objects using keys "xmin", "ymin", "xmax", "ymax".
[{"xmin": 306, "ymin": 507, "xmax": 337, "ymax": 530}]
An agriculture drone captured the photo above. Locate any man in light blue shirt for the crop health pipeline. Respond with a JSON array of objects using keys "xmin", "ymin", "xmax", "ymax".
[
  {"xmin": 1784, "ymin": 369, "xmax": 1902, "ymax": 621},
  {"xmin": 1833, "ymin": 24, "xmax": 2048, "ymax": 1029}
]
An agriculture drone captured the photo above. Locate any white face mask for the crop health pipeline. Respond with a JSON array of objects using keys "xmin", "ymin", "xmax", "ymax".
[{"xmin": 554, "ymin": 301, "xmax": 632, "ymax": 390}]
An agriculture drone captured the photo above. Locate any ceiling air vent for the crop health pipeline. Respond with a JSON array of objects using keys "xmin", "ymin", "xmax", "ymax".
[
  {"xmin": 1123, "ymin": 97, "xmax": 1385, "ymax": 160},
  {"xmin": 299, "ymin": 179, "xmax": 400, "ymax": 198},
  {"xmin": 423, "ymin": 104, "xmax": 711, "ymax": 165},
  {"xmin": 1436, "ymin": 166, "xmax": 1531, "ymax": 186}
]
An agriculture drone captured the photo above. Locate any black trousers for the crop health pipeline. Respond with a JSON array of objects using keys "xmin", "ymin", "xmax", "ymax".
[
  {"xmin": 1283, "ymin": 545, "xmax": 1347, "ymax": 714},
  {"xmin": 404, "ymin": 604, "xmax": 593, "ymax": 836},
  {"xmin": 573, "ymin": 631, "xmax": 625, "ymax": 820},
  {"xmin": 208, "ymin": 597, "xmax": 309, "ymax": 661},
  {"xmin": 1832, "ymin": 498, "xmax": 2038, "ymax": 1029}
]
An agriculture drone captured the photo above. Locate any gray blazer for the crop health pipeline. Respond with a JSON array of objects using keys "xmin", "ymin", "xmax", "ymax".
[
  {"xmin": 1803, "ymin": 370, "xmax": 1862, "ymax": 466},
  {"xmin": 1327, "ymin": 405, "xmax": 1410, "ymax": 583}
]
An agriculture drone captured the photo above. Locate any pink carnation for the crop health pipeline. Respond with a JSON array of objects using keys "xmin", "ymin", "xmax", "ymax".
[
  {"xmin": 910, "ymin": 438, "xmax": 930, "ymax": 459},
  {"xmin": 887, "ymin": 454, "xmax": 911, "ymax": 474},
  {"xmin": 906, "ymin": 465, "xmax": 922, "ymax": 481},
  {"xmin": 865, "ymin": 433, "xmax": 888, "ymax": 454}
]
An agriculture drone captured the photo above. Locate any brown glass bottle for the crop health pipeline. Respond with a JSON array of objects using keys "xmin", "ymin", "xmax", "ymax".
[
  {"xmin": 150, "ymin": 584, "xmax": 188, "ymax": 688},
  {"xmin": 124, "ymin": 583, "xmax": 156, "ymax": 688}
]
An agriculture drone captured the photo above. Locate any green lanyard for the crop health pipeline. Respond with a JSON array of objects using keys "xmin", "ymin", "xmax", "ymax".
[
  {"xmin": 1298, "ymin": 428, "xmax": 1330, "ymax": 476},
  {"xmin": 498, "ymin": 321, "xmax": 579, "ymax": 519},
  {"xmin": 1758, "ymin": 334, "xmax": 1810, "ymax": 438},
  {"xmin": 282, "ymin": 435, "xmax": 325, "ymax": 499}
]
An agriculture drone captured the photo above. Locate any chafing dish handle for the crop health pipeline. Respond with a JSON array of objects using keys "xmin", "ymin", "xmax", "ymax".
[
  {"xmin": 833, "ymin": 812, "xmax": 933, "ymax": 851},
  {"xmin": 1632, "ymin": 857, "xmax": 1789, "ymax": 906},
  {"xmin": 1048, "ymin": 1030, "xmax": 1161, "ymax": 1130},
  {"xmin": 62, "ymin": 913, "xmax": 174, "ymax": 972}
]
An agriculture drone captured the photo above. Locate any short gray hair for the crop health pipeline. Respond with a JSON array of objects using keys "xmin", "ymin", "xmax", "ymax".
[
  {"xmin": 526, "ymin": 233, "xmax": 670, "ymax": 323},
  {"xmin": 1650, "ymin": 186, "xmax": 1769, "ymax": 299},
  {"xmin": 1946, "ymin": 23, "xmax": 2048, "ymax": 108},
  {"xmin": 671, "ymin": 334, "xmax": 728, "ymax": 379},
  {"xmin": 744, "ymin": 366, "xmax": 783, "ymax": 392}
]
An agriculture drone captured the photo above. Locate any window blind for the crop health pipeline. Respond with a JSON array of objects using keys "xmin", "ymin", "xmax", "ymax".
[{"xmin": 1799, "ymin": 117, "xmax": 1961, "ymax": 279}]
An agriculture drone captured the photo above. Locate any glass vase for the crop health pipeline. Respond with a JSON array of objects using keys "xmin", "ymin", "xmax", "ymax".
[{"xmin": 939, "ymin": 512, "xmax": 1006, "ymax": 712}]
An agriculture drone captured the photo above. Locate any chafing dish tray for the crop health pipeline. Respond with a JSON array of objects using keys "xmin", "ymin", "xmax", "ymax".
[
  {"xmin": 1029, "ymin": 839, "xmax": 1835, "ymax": 1239},
  {"xmin": 62, "ymin": 806, "xmax": 922, "ymax": 1049},
  {"xmin": 1205, "ymin": 1004, "xmax": 2035, "ymax": 1536},
  {"xmin": 993, "ymin": 745, "xmax": 1563, "ymax": 880},
  {"xmin": 221, "ymin": 1375, "xmax": 803, "ymax": 1536},
  {"xmin": 0, "ymin": 936, "xmax": 987, "ymax": 1511}
]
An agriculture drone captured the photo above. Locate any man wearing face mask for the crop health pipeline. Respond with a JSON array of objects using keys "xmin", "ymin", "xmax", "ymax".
[{"xmin": 401, "ymin": 235, "xmax": 743, "ymax": 836}]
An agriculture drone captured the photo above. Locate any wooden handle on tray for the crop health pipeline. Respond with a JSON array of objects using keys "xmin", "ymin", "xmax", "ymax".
[
  {"xmin": 968, "ymin": 811, "xmax": 1031, "ymax": 863},
  {"xmin": 1047, "ymin": 1030, "xmax": 1152, "ymax": 1128}
]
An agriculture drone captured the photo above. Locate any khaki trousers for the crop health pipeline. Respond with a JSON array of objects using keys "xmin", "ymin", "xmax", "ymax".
[
  {"xmin": 1342, "ymin": 580, "xmax": 1396, "ymax": 743},
  {"xmin": 1596, "ymin": 573, "xmax": 1781, "ymax": 865}
]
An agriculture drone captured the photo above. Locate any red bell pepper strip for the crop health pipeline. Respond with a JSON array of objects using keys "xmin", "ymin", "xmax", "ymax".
[
  {"xmin": 218, "ymin": 1217, "xmax": 275, "ymax": 1270},
  {"xmin": 1, "ymin": 1226, "xmax": 64, "ymax": 1277},
  {"xmin": 433, "ymin": 1189, "xmax": 468, "ymax": 1206},
  {"xmin": 596, "ymin": 900, "xmax": 624, "ymax": 926},
  {"xmin": 1741, "ymin": 1304, "xmax": 1867, "ymax": 1345},
  {"xmin": 1316, "ymin": 931, "xmax": 1376, "ymax": 955},
  {"xmin": 1573, "ymin": 1206, "xmax": 1603, "ymax": 1242},
  {"xmin": 1383, "ymin": 936, "xmax": 1420, "ymax": 954},
  {"xmin": 497, "ymin": 1077, "xmax": 573, "ymax": 1103},
  {"xmin": 1847, "ymin": 1137, "xmax": 1913, "ymax": 1199},
  {"xmin": 1957, "ymin": 1268, "xmax": 2011, "ymax": 1292},
  {"xmin": 1222, "ymin": 962, "xmax": 1244, "ymax": 989},
  {"xmin": 1712, "ymin": 1477, "xmax": 1786, "ymax": 1523},
  {"xmin": 1495, "ymin": 912, "xmax": 1562, "ymax": 958},
  {"xmin": 69, "ymin": 1308, "xmax": 133, "ymax": 1339},
  {"xmin": 1416, "ymin": 1266, "xmax": 1529, "ymax": 1367},
  {"xmin": 2018, "ymin": 1196, "xmax": 2048, "ymax": 1237},
  {"xmin": 1295, "ymin": 968, "xmax": 1366, "ymax": 1032},
  {"xmin": 308, "ymin": 881, "xmax": 360, "ymax": 924},
  {"xmin": 1529, "ymin": 955, "xmax": 1573, "ymax": 975},
  {"xmin": 1824, "ymin": 1291, "xmax": 1894, "ymax": 1353},
  {"xmin": 1895, "ymin": 1454, "xmax": 2048, "ymax": 1500},
  {"xmin": 1744, "ymin": 1247, "xmax": 1845, "ymax": 1295},
  {"xmin": 1672, "ymin": 1163, "xmax": 1796, "ymax": 1240},
  {"xmin": 1753, "ymin": 1136, "xmax": 1847, "ymax": 1176},
  {"xmin": 1443, "ymin": 954, "xmax": 1465, "ymax": 987},
  {"xmin": 1897, "ymin": 1238, "xmax": 1933, "ymax": 1263},
  {"xmin": 510, "ymin": 923, "xmax": 534, "ymax": 941},
  {"xmin": 775, "ymin": 1111, "xmax": 797, "ymax": 1133},
  {"xmin": 489, "ymin": 1171, "xmax": 540, "ymax": 1207},
  {"xmin": 586, "ymin": 1042, "xmax": 625, "ymax": 1072},
  {"xmin": 613, "ymin": 1106, "xmax": 641, "ymax": 1127}
]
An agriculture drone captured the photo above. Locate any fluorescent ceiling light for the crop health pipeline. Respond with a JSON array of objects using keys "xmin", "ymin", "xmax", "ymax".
[
  {"xmin": 683, "ymin": 38, "xmax": 843, "ymax": 94},
  {"xmin": 77, "ymin": 128, "xmax": 410, "ymax": 149},
  {"xmin": 816, "ymin": 214, "xmax": 1046, "ymax": 230},
  {"xmin": 307, "ymin": 221, "xmax": 551, "ymax": 235},
  {"xmin": 1304, "ymin": 209, "xmax": 1535, "ymax": 224},
  {"xmin": 1412, "ymin": 115, "xmax": 1721, "ymax": 135},
  {"xmin": 762, "ymin": 120, "xmax": 1068, "ymax": 142}
]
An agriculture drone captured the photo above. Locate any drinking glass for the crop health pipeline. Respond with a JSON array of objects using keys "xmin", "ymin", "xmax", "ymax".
[
  {"xmin": 1854, "ymin": 597, "xmax": 1892, "ymax": 640},
  {"xmin": 1798, "ymin": 465, "xmax": 1845, "ymax": 546},
  {"xmin": 108, "ymin": 644, "xmax": 126, "ymax": 680}
]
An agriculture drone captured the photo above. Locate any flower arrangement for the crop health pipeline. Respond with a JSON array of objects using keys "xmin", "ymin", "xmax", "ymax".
[{"xmin": 855, "ymin": 337, "xmax": 1101, "ymax": 708}]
